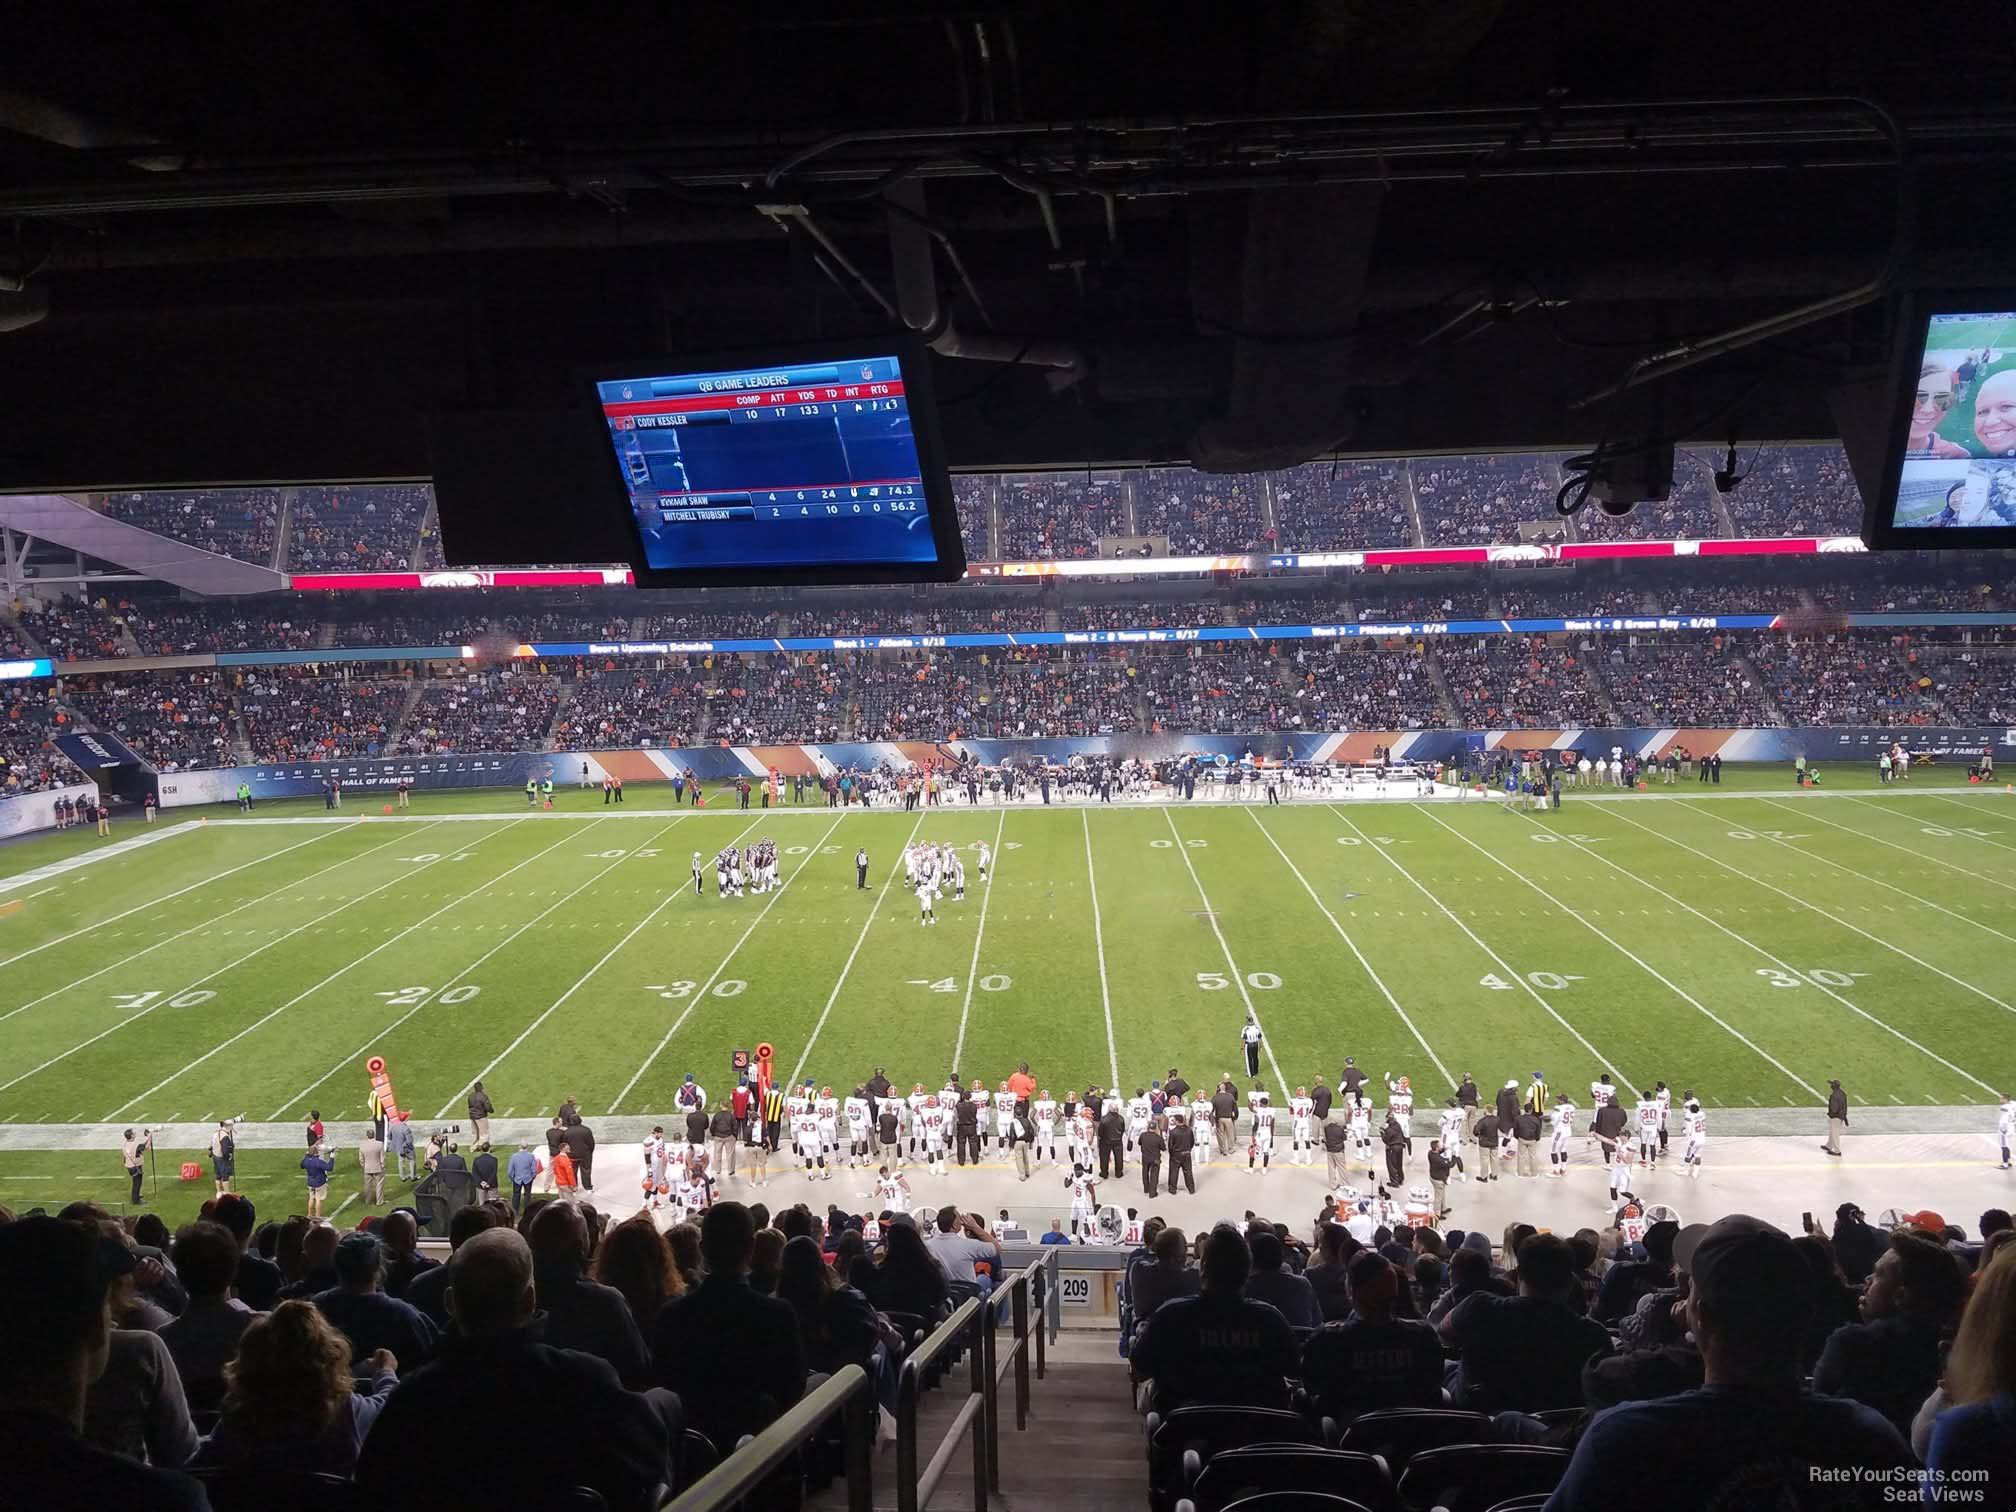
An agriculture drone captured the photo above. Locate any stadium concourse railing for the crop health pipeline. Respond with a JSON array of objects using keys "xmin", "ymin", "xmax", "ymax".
[{"xmin": 662, "ymin": 1248, "xmax": 1059, "ymax": 1512}]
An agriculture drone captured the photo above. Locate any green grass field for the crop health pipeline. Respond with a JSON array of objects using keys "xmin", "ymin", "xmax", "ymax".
[{"xmin": 3, "ymin": 766, "xmax": 2013, "ymax": 1224}]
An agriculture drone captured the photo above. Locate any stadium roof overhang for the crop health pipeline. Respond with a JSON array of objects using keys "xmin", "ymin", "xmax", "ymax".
[{"xmin": 2, "ymin": 4, "xmax": 2015, "ymax": 493}]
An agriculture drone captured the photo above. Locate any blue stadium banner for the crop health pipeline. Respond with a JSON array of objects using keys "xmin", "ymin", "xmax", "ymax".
[{"xmin": 0, "ymin": 657, "xmax": 54, "ymax": 680}]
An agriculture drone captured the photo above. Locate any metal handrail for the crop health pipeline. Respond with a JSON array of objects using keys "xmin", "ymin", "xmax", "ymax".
[
  {"xmin": 662, "ymin": 1363, "xmax": 871, "ymax": 1512},
  {"xmin": 898, "ymin": 1249, "xmax": 1060, "ymax": 1512}
]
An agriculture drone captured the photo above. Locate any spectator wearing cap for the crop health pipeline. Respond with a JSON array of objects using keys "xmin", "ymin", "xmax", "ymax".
[
  {"xmin": 527, "ymin": 1201, "xmax": 652, "ymax": 1389},
  {"xmin": 1130, "ymin": 1226, "xmax": 1300, "ymax": 1414},
  {"xmin": 1584, "ymin": 1223, "xmax": 1710, "ymax": 1409},
  {"xmin": 0, "ymin": 1217, "xmax": 209, "ymax": 1510},
  {"xmin": 1547, "ymin": 1215, "xmax": 1912, "ymax": 1512},
  {"xmin": 312, "ymin": 1232, "xmax": 439, "ymax": 1370},
  {"xmin": 82, "ymin": 1219, "xmax": 200, "ymax": 1468},
  {"xmin": 1301, "ymin": 1251, "xmax": 1444, "ymax": 1419},
  {"xmin": 1441, "ymin": 1232, "xmax": 1611, "ymax": 1412},
  {"xmin": 357, "ymin": 1227, "xmax": 680, "ymax": 1511},
  {"xmin": 1813, "ymin": 1229, "xmax": 1968, "ymax": 1438}
]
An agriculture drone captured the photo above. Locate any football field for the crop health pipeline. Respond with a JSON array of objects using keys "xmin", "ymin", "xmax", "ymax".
[{"xmin": 2, "ymin": 773, "xmax": 2013, "ymax": 1220}]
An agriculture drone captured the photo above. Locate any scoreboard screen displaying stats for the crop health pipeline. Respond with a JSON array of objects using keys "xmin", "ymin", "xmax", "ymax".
[{"xmin": 590, "ymin": 340, "xmax": 965, "ymax": 587}]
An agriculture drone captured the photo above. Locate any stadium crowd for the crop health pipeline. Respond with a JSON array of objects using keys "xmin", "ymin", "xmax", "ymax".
[
  {"xmin": 1746, "ymin": 634, "xmax": 1943, "ymax": 728},
  {"xmin": 1411, "ymin": 455, "xmax": 1563, "ymax": 546},
  {"xmin": 974, "ymin": 649, "xmax": 1139, "ymax": 738},
  {"xmin": 554, "ymin": 665, "xmax": 708, "ymax": 750},
  {"xmin": 1286, "ymin": 643, "xmax": 1446, "ymax": 730},
  {"xmin": 237, "ymin": 671, "xmax": 404, "ymax": 762},
  {"xmin": 286, "ymin": 487, "xmax": 433, "ymax": 573},
  {"xmin": 98, "ymin": 489, "xmax": 283, "ymax": 565},
  {"xmin": 1596, "ymin": 638, "xmax": 1767, "ymax": 727},
  {"xmin": 1439, "ymin": 638, "xmax": 1607, "ymax": 728},
  {"xmin": 394, "ymin": 672, "xmax": 561, "ymax": 755},
  {"xmin": 1135, "ymin": 469, "xmax": 1271, "ymax": 555},
  {"xmin": 1271, "ymin": 460, "xmax": 1417, "ymax": 550},
  {"xmin": 62, "ymin": 671, "xmax": 238, "ymax": 771},
  {"xmin": 996, "ymin": 472, "xmax": 1130, "ymax": 560},
  {"xmin": 0, "ymin": 682, "xmax": 67, "ymax": 794}
]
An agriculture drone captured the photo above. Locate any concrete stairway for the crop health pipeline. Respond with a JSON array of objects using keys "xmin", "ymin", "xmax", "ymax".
[{"xmin": 812, "ymin": 1336, "xmax": 1144, "ymax": 1512}]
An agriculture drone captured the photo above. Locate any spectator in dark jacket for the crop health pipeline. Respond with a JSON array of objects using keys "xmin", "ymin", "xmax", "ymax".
[
  {"xmin": 1131, "ymin": 1227, "xmax": 1299, "ymax": 1413},
  {"xmin": 1814, "ymin": 1230, "xmax": 1967, "ymax": 1438},
  {"xmin": 527, "ymin": 1202, "xmax": 652, "ymax": 1389},
  {"xmin": 1494, "ymin": 1080, "xmax": 1520, "ymax": 1125},
  {"xmin": 1595, "ymin": 1219, "xmax": 1678, "ymax": 1323},
  {"xmin": 1829, "ymin": 1202, "xmax": 1885, "ymax": 1286},
  {"xmin": 1244, "ymin": 1228, "xmax": 1319, "ymax": 1329},
  {"xmin": 774, "ymin": 1236, "xmax": 882, "ymax": 1376},
  {"xmin": 378, "ymin": 1210, "xmax": 437, "ymax": 1299},
  {"xmin": 404, "ymin": 1205, "xmax": 494, "ymax": 1330},
  {"xmin": 213, "ymin": 1194, "xmax": 283, "ymax": 1311},
  {"xmin": 1302, "ymin": 1252, "xmax": 1445, "ymax": 1418},
  {"xmin": 650, "ymin": 1203, "xmax": 807, "ymax": 1451},
  {"xmin": 356, "ymin": 1229, "xmax": 678, "ymax": 1510},
  {"xmin": 1443, "ymin": 1233, "xmax": 1611, "ymax": 1412},
  {"xmin": 563, "ymin": 1118, "xmax": 596, "ymax": 1191}
]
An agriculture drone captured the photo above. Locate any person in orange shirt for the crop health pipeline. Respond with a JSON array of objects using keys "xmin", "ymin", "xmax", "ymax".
[
  {"xmin": 1006, "ymin": 1063, "xmax": 1037, "ymax": 1102},
  {"xmin": 553, "ymin": 1148, "xmax": 579, "ymax": 1203}
]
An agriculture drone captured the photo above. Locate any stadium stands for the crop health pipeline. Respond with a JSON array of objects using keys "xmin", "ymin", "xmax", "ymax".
[
  {"xmin": 1595, "ymin": 636, "xmax": 1769, "ymax": 726},
  {"xmin": 711, "ymin": 655, "xmax": 848, "ymax": 745},
  {"xmin": 287, "ymin": 485, "xmax": 433, "ymax": 572},
  {"xmin": 996, "ymin": 472, "xmax": 1130, "ymax": 560},
  {"xmin": 1284, "ymin": 642, "xmax": 1447, "ymax": 730},
  {"xmin": 1140, "ymin": 645, "xmax": 1289, "ymax": 733},
  {"xmin": 1410, "ymin": 454, "xmax": 1563, "ymax": 545},
  {"xmin": 238, "ymin": 669, "xmax": 406, "ymax": 760},
  {"xmin": 1438, "ymin": 637, "xmax": 1607, "ymax": 728},
  {"xmin": 1135, "ymin": 469, "xmax": 1270, "ymax": 554},
  {"xmin": 1746, "ymin": 633, "xmax": 1943, "ymax": 727},
  {"xmin": 17, "ymin": 598, "xmax": 132, "ymax": 659},
  {"xmin": 395, "ymin": 670, "xmax": 561, "ymax": 754},
  {"xmin": 0, "ymin": 682, "xmax": 66, "ymax": 793},
  {"xmin": 1569, "ymin": 449, "xmax": 1727, "ymax": 543},
  {"xmin": 1718, "ymin": 446, "xmax": 1863, "ymax": 538},
  {"xmin": 61, "ymin": 670, "xmax": 238, "ymax": 770},
  {"xmin": 975, "ymin": 648, "xmax": 1140, "ymax": 737},
  {"xmin": 953, "ymin": 474, "xmax": 994, "ymax": 561},
  {"xmin": 120, "ymin": 599, "xmax": 322, "ymax": 655},
  {"xmin": 98, "ymin": 488, "xmax": 283, "ymax": 564},
  {"xmin": 1271, "ymin": 460, "xmax": 1417, "ymax": 549},
  {"xmin": 555, "ymin": 663, "xmax": 709, "ymax": 749}
]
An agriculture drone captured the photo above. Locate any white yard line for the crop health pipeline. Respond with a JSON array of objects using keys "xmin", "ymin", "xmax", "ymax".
[
  {"xmin": 98, "ymin": 821, "xmax": 538, "ymax": 1121},
  {"xmin": 1081, "ymin": 809, "xmax": 1121, "ymax": 1089},
  {"xmin": 1599, "ymin": 804, "xmax": 2016, "ymax": 1019},
  {"xmin": 267, "ymin": 816, "xmax": 669, "ymax": 1119},
  {"xmin": 0, "ymin": 826, "xmax": 461, "ymax": 1098},
  {"xmin": 1518, "ymin": 808, "xmax": 2002, "ymax": 1097},
  {"xmin": 0, "ymin": 821, "xmax": 199, "ymax": 900},
  {"xmin": 1922, "ymin": 793, "xmax": 2016, "ymax": 849},
  {"xmin": 1330, "ymin": 805, "xmax": 1634, "ymax": 1087},
  {"xmin": 1162, "ymin": 808, "xmax": 1288, "ymax": 1094},
  {"xmin": 610, "ymin": 815, "xmax": 843, "ymax": 1111},
  {"xmin": 1756, "ymin": 797, "xmax": 2016, "ymax": 894},
  {"xmin": 1417, "ymin": 806, "xmax": 1821, "ymax": 1098},
  {"xmin": 0, "ymin": 822, "xmax": 358, "ymax": 967},
  {"xmin": 1, "ymin": 823, "xmax": 439, "ymax": 1030},
  {"xmin": 332, "ymin": 1193, "xmax": 359, "ymax": 1218},
  {"xmin": 787, "ymin": 813, "xmax": 928, "ymax": 1089},
  {"xmin": 1243, "ymin": 807, "xmax": 1454, "ymax": 1090},
  {"xmin": 949, "ymin": 809, "xmax": 1009, "ymax": 1075},
  {"xmin": 442, "ymin": 817, "xmax": 766, "ymax": 1118},
  {"xmin": 1743, "ymin": 799, "xmax": 2016, "ymax": 943}
]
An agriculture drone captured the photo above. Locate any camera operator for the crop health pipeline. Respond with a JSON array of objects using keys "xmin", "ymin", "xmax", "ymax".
[{"xmin": 120, "ymin": 1128, "xmax": 150, "ymax": 1205}]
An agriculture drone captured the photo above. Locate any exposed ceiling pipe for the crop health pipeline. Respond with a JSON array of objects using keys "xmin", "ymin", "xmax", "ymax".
[
  {"xmin": 0, "ymin": 87, "xmax": 184, "ymax": 172},
  {"xmin": 885, "ymin": 177, "xmax": 1086, "ymax": 385}
]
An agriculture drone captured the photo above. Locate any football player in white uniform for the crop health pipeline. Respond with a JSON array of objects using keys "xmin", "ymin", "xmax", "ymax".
[
  {"xmin": 1248, "ymin": 1094, "xmax": 1275, "ymax": 1175},
  {"xmin": 1681, "ymin": 1093, "xmax": 1707, "ymax": 1177},
  {"xmin": 1654, "ymin": 1081, "xmax": 1673, "ymax": 1156},
  {"xmin": 1634, "ymin": 1090, "xmax": 1661, "ymax": 1173},
  {"xmin": 691, "ymin": 851, "xmax": 705, "ymax": 898},
  {"xmin": 640, "ymin": 1127, "xmax": 668, "ymax": 1212},
  {"xmin": 1384, "ymin": 1073, "xmax": 1414, "ymax": 1125},
  {"xmin": 1071, "ymin": 1108, "xmax": 1097, "ymax": 1171},
  {"xmin": 921, "ymin": 1095, "xmax": 949, "ymax": 1174},
  {"xmin": 844, "ymin": 1089, "xmax": 871, "ymax": 1169},
  {"xmin": 950, "ymin": 853, "xmax": 967, "ymax": 902},
  {"xmin": 918, "ymin": 877, "xmax": 937, "ymax": 926},
  {"xmin": 2001, "ymin": 1093, "xmax": 2016, "ymax": 1171},
  {"xmin": 1066, "ymin": 1164, "xmax": 1099, "ymax": 1238},
  {"xmin": 1191, "ymin": 1093, "xmax": 1215, "ymax": 1143},
  {"xmin": 965, "ymin": 1080, "xmax": 991, "ymax": 1150},
  {"xmin": 1607, "ymin": 1139, "xmax": 1635, "ymax": 1204},
  {"xmin": 1289, "ymin": 1087, "xmax": 1315, "ymax": 1166},
  {"xmin": 1548, "ymin": 1096, "xmax": 1576, "ymax": 1177},
  {"xmin": 815, "ymin": 1086, "xmax": 841, "ymax": 1166},
  {"xmin": 792, "ymin": 1109, "xmax": 824, "ymax": 1178},
  {"xmin": 1032, "ymin": 1091, "xmax": 1058, "ymax": 1163},
  {"xmin": 1349, "ymin": 1095, "xmax": 1374, "ymax": 1180},
  {"xmin": 1127, "ymin": 1089, "xmax": 1152, "ymax": 1154},
  {"xmin": 976, "ymin": 841, "xmax": 992, "ymax": 883},
  {"xmin": 874, "ymin": 1166, "xmax": 911, "ymax": 1215},
  {"xmin": 1438, "ymin": 1100, "xmax": 1467, "ymax": 1181},
  {"xmin": 1588, "ymin": 1074, "xmax": 1616, "ymax": 1137},
  {"xmin": 906, "ymin": 1083, "xmax": 930, "ymax": 1157}
]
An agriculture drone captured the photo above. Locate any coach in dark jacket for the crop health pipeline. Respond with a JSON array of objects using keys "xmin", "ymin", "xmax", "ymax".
[
  {"xmin": 527, "ymin": 1204, "xmax": 652, "ymax": 1389},
  {"xmin": 1166, "ymin": 1119, "xmax": 1196, "ymax": 1194},
  {"xmin": 1098, "ymin": 1107, "xmax": 1127, "ymax": 1179},
  {"xmin": 562, "ymin": 1118, "xmax": 596, "ymax": 1191},
  {"xmin": 1495, "ymin": 1081, "xmax": 1520, "ymax": 1125},
  {"xmin": 1381, "ymin": 1116, "xmax": 1408, "ymax": 1185},
  {"xmin": 1310, "ymin": 1078, "xmax": 1333, "ymax": 1121},
  {"xmin": 954, "ymin": 1096, "xmax": 980, "ymax": 1166},
  {"xmin": 1592, "ymin": 1102, "xmax": 1628, "ymax": 1158},
  {"xmin": 1137, "ymin": 1123, "xmax": 1166, "ymax": 1198},
  {"xmin": 1472, "ymin": 1111, "xmax": 1501, "ymax": 1182}
]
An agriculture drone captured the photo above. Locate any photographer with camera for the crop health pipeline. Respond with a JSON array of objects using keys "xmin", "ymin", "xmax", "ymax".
[{"xmin": 120, "ymin": 1128, "xmax": 150, "ymax": 1205}]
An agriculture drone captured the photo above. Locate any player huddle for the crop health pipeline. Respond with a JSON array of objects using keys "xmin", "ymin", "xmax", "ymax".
[
  {"xmin": 640, "ymin": 1127, "xmax": 716, "ymax": 1220},
  {"xmin": 905, "ymin": 839, "xmax": 989, "ymax": 925},
  {"xmin": 699, "ymin": 839, "xmax": 779, "ymax": 898}
]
